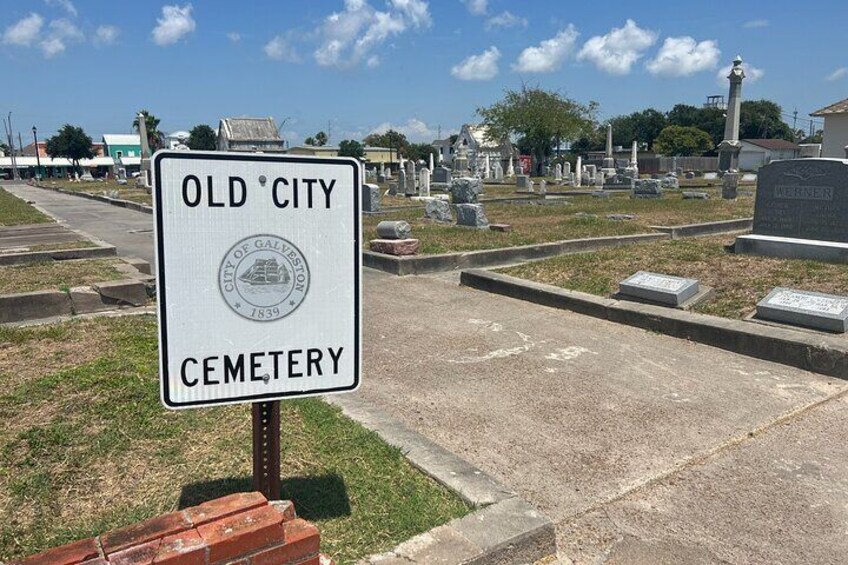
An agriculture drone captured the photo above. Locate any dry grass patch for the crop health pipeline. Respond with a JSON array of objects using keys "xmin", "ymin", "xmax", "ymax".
[
  {"xmin": 365, "ymin": 191, "xmax": 754, "ymax": 255},
  {"xmin": 0, "ymin": 316, "xmax": 469, "ymax": 564},
  {"xmin": 0, "ymin": 188, "xmax": 50, "ymax": 226},
  {"xmin": 499, "ymin": 236, "xmax": 848, "ymax": 319},
  {"xmin": 40, "ymin": 179, "xmax": 152, "ymax": 206},
  {"xmin": 0, "ymin": 259, "xmax": 124, "ymax": 294}
]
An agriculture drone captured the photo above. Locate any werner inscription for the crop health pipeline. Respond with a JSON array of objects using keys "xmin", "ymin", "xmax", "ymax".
[{"xmin": 753, "ymin": 159, "xmax": 848, "ymax": 243}]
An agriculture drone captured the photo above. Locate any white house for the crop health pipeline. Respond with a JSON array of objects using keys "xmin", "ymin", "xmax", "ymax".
[
  {"xmin": 738, "ymin": 139, "xmax": 801, "ymax": 170},
  {"xmin": 452, "ymin": 124, "xmax": 515, "ymax": 172},
  {"xmin": 811, "ymin": 97, "xmax": 848, "ymax": 158},
  {"xmin": 166, "ymin": 130, "xmax": 190, "ymax": 149},
  {"xmin": 431, "ymin": 138, "xmax": 454, "ymax": 166}
]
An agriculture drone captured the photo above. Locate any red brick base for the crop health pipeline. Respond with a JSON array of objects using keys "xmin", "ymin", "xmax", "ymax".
[{"xmin": 11, "ymin": 493, "xmax": 334, "ymax": 565}]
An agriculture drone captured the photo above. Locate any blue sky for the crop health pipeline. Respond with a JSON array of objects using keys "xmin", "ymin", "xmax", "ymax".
[{"xmin": 2, "ymin": 0, "xmax": 846, "ymax": 145}]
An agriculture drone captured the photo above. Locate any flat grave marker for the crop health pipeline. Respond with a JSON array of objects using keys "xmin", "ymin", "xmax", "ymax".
[
  {"xmin": 616, "ymin": 271, "xmax": 703, "ymax": 307},
  {"xmin": 756, "ymin": 287, "xmax": 848, "ymax": 333}
]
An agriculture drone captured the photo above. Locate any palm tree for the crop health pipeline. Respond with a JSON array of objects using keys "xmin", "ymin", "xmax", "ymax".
[{"xmin": 132, "ymin": 110, "xmax": 165, "ymax": 151}]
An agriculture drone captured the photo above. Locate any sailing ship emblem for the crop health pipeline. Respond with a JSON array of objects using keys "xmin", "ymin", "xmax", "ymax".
[{"xmin": 218, "ymin": 234, "xmax": 310, "ymax": 322}]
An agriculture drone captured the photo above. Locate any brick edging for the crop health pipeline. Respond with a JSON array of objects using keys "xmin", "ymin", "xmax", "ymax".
[{"xmin": 460, "ymin": 269, "xmax": 848, "ymax": 379}]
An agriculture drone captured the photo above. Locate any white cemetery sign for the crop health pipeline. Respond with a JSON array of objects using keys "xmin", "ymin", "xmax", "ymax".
[{"xmin": 153, "ymin": 151, "xmax": 361, "ymax": 409}]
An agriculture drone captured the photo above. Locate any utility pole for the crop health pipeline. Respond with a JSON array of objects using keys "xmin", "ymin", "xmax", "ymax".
[
  {"xmin": 17, "ymin": 132, "xmax": 24, "ymax": 156},
  {"xmin": 4, "ymin": 113, "xmax": 20, "ymax": 181},
  {"xmin": 793, "ymin": 108, "xmax": 798, "ymax": 131}
]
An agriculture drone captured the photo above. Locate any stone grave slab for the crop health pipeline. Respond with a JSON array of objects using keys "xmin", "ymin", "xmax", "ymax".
[
  {"xmin": 683, "ymin": 191, "xmax": 710, "ymax": 199},
  {"xmin": 615, "ymin": 271, "xmax": 708, "ymax": 308},
  {"xmin": 756, "ymin": 287, "xmax": 848, "ymax": 333}
]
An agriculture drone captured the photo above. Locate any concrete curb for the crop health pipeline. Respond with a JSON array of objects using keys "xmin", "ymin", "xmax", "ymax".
[
  {"xmin": 0, "ymin": 278, "xmax": 152, "ymax": 324},
  {"xmin": 650, "ymin": 217, "xmax": 753, "ymax": 239},
  {"xmin": 32, "ymin": 182, "xmax": 153, "ymax": 215},
  {"xmin": 0, "ymin": 244, "xmax": 117, "ymax": 266},
  {"xmin": 326, "ymin": 395, "xmax": 557, "ymax": 564},
  {"xmin": 363, "ymin": 233, "xmax": 670, "ymax": 276},
  {"xmin": 460, "ymin": 269, "xmax": 848, "ymax": 379}
]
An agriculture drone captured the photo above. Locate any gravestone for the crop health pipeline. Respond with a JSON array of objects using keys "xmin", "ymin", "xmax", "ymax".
[
  {"xmin": 660, "ymin": 175, "xmax": 680, "ymax": 189},
  {"xmin": 377, "ymin": 173, "xmax": 386, "ymax": 184},
  {"xmin": 617, "ymin": 271, "xmax": 701, "ymax": 307},
  {"xmin": 735, "ymin": 159, "xmax": 848, "ymax": 263},
  {"xmin": 376, "ymin": 220, "xmax": 411, "ymax": 240},
  {"xmin": 757, "ymin": 287, "xmax": 848, "ymax": 333},
  {"xmin": 683, "ymin": 191, "xmax": 710, "ymax": 199},
  {"xmin": 419, "ymin": 167, "xmax": 431, "ymax": 197},
  {"xmin": 704, "ymin": 172, "xmax": 718, "ymax": 180},
  {"xmin": 398, "ymin": 169, "xmax": 407, "ymax": 194},
  {"xmin": 362, "ymin": 183, "xmax": 381, "ymax": 213},
  {"xmin": 451, "ymin": 177, "xmax": 483, "ymax": 203},
  {"xmin": 406, "ymin": 160, "xmax": 416, "ymax": 195},
  {"xmin": 433, "ymin": 166, "xmax": 452, "ymax": 184},
  {"xmin": 685, "ymin": 171, "xmax": 695, "ymax": 179},
  {"xmin": 539, "ymin": 180, "xmax": 547, "ymax": 196},
  {"xmin": 554, "ymin": 163, "xmax": 562, "ymax": 181},
  {"xmin": 424, "ymin": 199, "xmax": 453, "ymax": 223},
  {"xmin": 456, "ymin": 203, "xmax": 489, "ymax": 228},
  {"xmin": 632, "ymin": 179, "xmax": 663, "ymax": 199},
  {"xmin": 516, "ymin": 175, "xmax": 531, "ymax": 189},
  {"xmin": 742, "ymin": 173, "xmax": 757, "ymax": 182},
  {"xmin": 493, "ymin": 162, "xmax": 504, "ymax": 181},
  {"xmin": 722, "ymin": 172, "xmax": 739, "ymax": 199}
]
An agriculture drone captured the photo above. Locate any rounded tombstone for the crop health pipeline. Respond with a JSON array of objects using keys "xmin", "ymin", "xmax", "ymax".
[{"xmin": 376, "ymin": 220, "xmax": 412, "ymax": 240}]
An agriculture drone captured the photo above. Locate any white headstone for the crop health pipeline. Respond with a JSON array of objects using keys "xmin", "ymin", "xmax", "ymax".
[
  {"xmin": 429, "ymin": 152, "xmax": 434, "ymax": 172},
  {"xmin": 507, "ymin": 156, "xmax": 515, "ymax": 177},
  {"xmin": 575, "ymin": 156, "xmax": 582, "ymax": 187},
  {"xmin": 419, "ymin": 167, "xmax": 431, "ymax": 197},
  {"xmin": 554, "ymin": 163, "xmax": 562, "ymax": 180}
]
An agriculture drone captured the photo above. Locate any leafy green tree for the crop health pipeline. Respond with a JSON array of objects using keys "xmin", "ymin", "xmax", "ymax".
[
  {"xmin": 187, "ymin": 124, "xmax": 216, "ymax": 150},
  {"xmin": 363, "ymin": 130, "xmax": 409, "ymax": 155},
  {"xmin": 304, "ymin": 136, "xmax": 315, "ymax": 146},
  {"xmin": 654, "ymin": 125, "xmax": 714, "ymax": 156},
  {"xmin": 314, "ymin": 131, "xmax": 328, "ymax": 146},
  {"xmin": 338, "ymin": 139, "xmax": 364, "ymax": 159},
  {"xmin": 132, "ymin": 110, "xmax": 165, "ymax": 151},
  {"xmin": 739, "ymin": 100, "xmax": 794, "ymax": 141},
  {"xmin": 477, "ymin": 86, "xmax": 597, "ymax": 175},
  {"xmin": 610, "ymin": 109, "xmax": 667, "ymax": 150},
  {"xmin": 45, "ymin": 124, "xmax": 94, "ymax": 174},
  {"xmin": 405, "ymin": 142, "xmax": 437, "ymax": 163}
]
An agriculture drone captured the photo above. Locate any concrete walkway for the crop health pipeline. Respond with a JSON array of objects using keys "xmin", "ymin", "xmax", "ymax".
[
  {"xmin": 7, "ymin": 181, "xmax": 847, "ymax": 563},
  {"xmin": 358, "ymin": 269, "xmax": 848, "ymax": 564},
  {"xmin": 2, "ymin": 182, "xmax": 155, "ymax": 266}
]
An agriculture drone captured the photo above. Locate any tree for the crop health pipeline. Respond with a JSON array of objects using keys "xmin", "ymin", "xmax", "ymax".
[
  {"xmin": 610, "ymin": 109, "xmax": 667, "ymax": 150},
  {"xmin": 304, "ymin": 136, "xmax": 316, "ymax": 146},
  {"xmin": 132, "ymin": 110, "xmax": 164, "ymax": 151},
  {"xmin": 654, "ymin": 125, "xmax": 714, "ymax": 156},
  {"xmin": 0, "ymin": 142, "xmax": 9, "ymax": 156},
  {"xmin": 363, "ymin": 129, "xmax": 409, "ymax": 155},
  {"xmin": 314, "ymin": 131, "xmax": 328, "ymax": 146},
  {"xmin": 187, "ymin": 124, "xmax": 216, "ymax": 150},
  {"xmin": 45, "ymin": 124, "xmax": 94, "ymax": 173},
  {"xmin": 338, "ymin": 139, "xmax": 364, "ymax": 159},
  {"xmin": 405, "ymin": 142, "xmax": 437, "ymax": 163},
  {"xmin": 739, "ymin": 100, "xmax": 794, "ymax": 141},
  {"xmin": 667, "ymin": 104, "xmax": 725, "ymax": 148},
  {"xmin": 477, "ymin": 85, "xmax": 597, "ymax": 175}
]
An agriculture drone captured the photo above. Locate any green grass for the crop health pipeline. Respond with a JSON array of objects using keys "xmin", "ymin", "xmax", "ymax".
[
  {"xmin": 0, "ymin": 188, "xmax": 50, "ymax": 226},
  {"xmin": 499, "ymin": 236, "xmax": 848, "ymax": 319},
  {"xmin": 366, "ymin": 190, "xmax": 754, "ymax": 255},
  {"xmin": 0, "ymin": 259, "xmax": 125, "ymax": 294},
  {"xmin": 0, "ymin": 317, "xmax": 469, "ymax": 564},
  {"xmin": 39, "ymin": 179, "xmax": 152, "ymax": 206}
]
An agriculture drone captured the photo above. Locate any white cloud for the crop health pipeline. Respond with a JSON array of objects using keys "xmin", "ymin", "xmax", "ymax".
[
  {"xmin": 513, "ymin": 25, "xmax": 578, "ymax": 73},
  {"xmin": 152, "ymin": 3, "xmax": 195, "ymax": 46},
  {"xmin": 371, "ymin": 118, "xmax": 440, "ymax": 142},
  {"xmin": 461, "ymin": 0, "xmax": 487, "ymax": 16},
  {"xmin": 742, "ymin": 19, "xmax": 768, "ymax": 28},
  {"xmin": 451, "ymin": 46, "xmax": 500, "ymax": 80},
  {"xmin": 314, "ymin": 0, "xmax": 431, "ymax": 69},
  {"xmin": 485, "ymin": 11, "xmax": 527, "ymax": 30},
  {"xmin": 826, "ymin": 67, "xmax": 848, "ymax": 82},
  {"xmin": 227, "ymin": 31, "xmax": 241, "ymax": 42},
  {"xmin": 45, "ymin": 0, "xmax": 77, "ymax": 17},
  {"xmin": 577, "ymin": 19, "xmax": 657, "ymax": 75},
  {"xmin": 264, "ymin": 35, "xmax": 300, "ymax": 62},
  {"xmin": 94, "ymin": 25, "xmax": 119, "ymax": 45},
  {"xmin": 38, "ymin": 18, "xmax": 83, "ymax": 57},
  {"xmin": 646, "ymin": 36, "xmax": 720, "ymax": 76},
  {"xmin": 366, "ymin": 54, "xmax": 380, "ymax": 68},
  {"xmin": 716, "ymin": 61, "xmax": 764, "ymax": 86},
  {"xmin": 2, "ymin": 13, "xmax": 44, "ymax": 46}
]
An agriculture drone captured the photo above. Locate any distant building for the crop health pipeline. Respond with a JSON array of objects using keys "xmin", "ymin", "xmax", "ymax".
[
  {"xmin": 217, "ymin": 117, "xmax": 285, "ymax": 152},
  {"xmin": 24, "ymin": 140, "xmax": 104, "ymax": 158},
  {"xmin": 102, "ymin": 134, "xmax": 142, "ymax": 159},
  {"xmin": 811, "ymin": 97, "xmax": 848, "ymax": 158},
  {"xmin": 286, "ymin": 145, "xmax": 397, "ymax": 165},
  {"xmin": 738, "ymin": 139, "xmax": 801, "ymax": 170},
  {"xmin": 452, "ymin": 124, "xmax": 515, "ymax": 171},
  {"xmin": 431, "ymin": 138, "xmax": 454, "ymax": 166},
  {"xmin": 166, "ymin": 130, "xmax": 190, "ymax": 149}
]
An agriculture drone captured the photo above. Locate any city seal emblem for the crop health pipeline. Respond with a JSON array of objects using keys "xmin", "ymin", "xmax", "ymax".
[{"xmin": 218, "ymin": 234, "xmax": 310, "ymax": 322}]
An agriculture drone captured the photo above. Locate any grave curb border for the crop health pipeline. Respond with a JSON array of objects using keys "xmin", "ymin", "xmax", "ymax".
[
  {"xmin": 460, "ymin": 268, "xmax": 848, "ymax": 379},
  {"xmin": 364, "ymin": 233, "xmax": 670, "ymax": 276},
  {"xmin": 325, "ymin": 395, "xmax": 557, "ymax": 564},
  {"xmin": 650, "ymin": 217, "xmax": 753, "ymax": 239}
]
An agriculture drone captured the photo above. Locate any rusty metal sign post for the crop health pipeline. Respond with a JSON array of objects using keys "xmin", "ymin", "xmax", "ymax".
[{"xmin": 153, "ymin": 151, "xmax": 362, "ymax": 500}]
